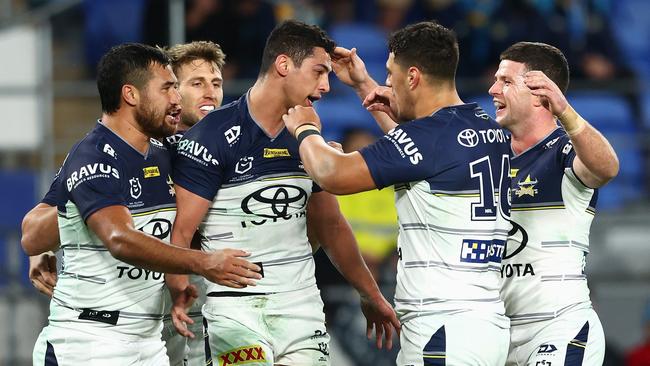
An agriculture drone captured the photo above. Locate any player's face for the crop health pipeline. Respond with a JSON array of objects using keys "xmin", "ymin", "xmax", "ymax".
[
  {"xmin": 285, "ymin": 47, "xmax": 331, "ymax": 108},
  {"xmin": 135, "ymin": 63, "xmax": 181, "ymax": 138},
  {"xmin": 385, "ymin": 53, "xmax": 413, "ymax": 122},
  {"xmin": 489, "ymin": 60, "xmax": 535, "ymax": 129},
  {"xmin": 176, "ymin": 59, "xmax": 223, "ymax": 129}
]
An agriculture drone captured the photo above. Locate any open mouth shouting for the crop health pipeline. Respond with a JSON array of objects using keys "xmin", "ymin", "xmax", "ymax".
[
  {"xmin": 306, "ymin": 95, "xmax": 320, "ymax": 107},
  {"xmin": 166, "ymin": 107, "xmax": 182, "ymax": 125}
]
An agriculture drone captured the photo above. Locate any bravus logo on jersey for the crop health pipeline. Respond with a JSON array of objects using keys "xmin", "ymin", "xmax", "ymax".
[
  {"xmin": 177, "ymin": 139, "xmax": 219, "ymax": 166},
  {"xmin": 386, "ymin": 128, "xmax": 423, "ymax": 165},
  {"xmin": 66, "ymin": 163, "xmax": 119, "ymax": 191}
]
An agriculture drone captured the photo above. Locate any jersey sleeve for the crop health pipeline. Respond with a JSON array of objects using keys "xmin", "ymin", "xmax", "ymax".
[
  {"xmin": 172, "ymin": 124, "xmax": 225, "ymax": 201},
  {"xmin": 359, "ymin": 124, "xmax": 437, "ymax": 189},
  {"xmin": 557, "ymin": 135, "xmax": 589, "ymax": 188},
  {"xmin": 41, "ymin": 171, "xmax": 61, "ymax": 206},
  {"xmin": 62, "ymin": 149, "xmax": 126, "ymax": 221}
]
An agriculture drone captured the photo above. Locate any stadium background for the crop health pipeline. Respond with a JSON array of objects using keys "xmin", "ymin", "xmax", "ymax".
[{"xmin": 0, "ymin": 0, "xmax": 649, "ymax": 364}]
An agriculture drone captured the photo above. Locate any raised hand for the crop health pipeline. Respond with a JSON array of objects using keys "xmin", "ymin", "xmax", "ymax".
[
  {"xmin": 360, "ymin": 294, "xmax": 401, "ymax": 350},
  {"xmin": 332, "ymin": 47, "xmax": 372, "ymax": 89},
  {"xmin": 363, "ymin": 86, "xmax": 399, "ymax": 123},
  {"xmin": 524, "ymin": 70, "xmax": 569, "ymax": 117}
]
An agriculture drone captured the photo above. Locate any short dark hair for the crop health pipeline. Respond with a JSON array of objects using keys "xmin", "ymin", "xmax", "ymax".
[
  {"xmin": 97, "ymin": 43, "xmax": 171, "ymax": 114},
  {"xmin": 259, "ymin": 20, "xmax": 336, "ymax": 76},
  {"xmin": 500, "ymin": 42, "xmax": 570, "ymax": 93},
  {"xmin": 166, "ymin": 41, "xmax": 226, "ymax": 76},
  {"xmin": 388, "ymin": 21, "xmax": 459, "ymax": 81}
]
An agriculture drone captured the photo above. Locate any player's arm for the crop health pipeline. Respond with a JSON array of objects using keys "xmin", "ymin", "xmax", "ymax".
[
  {"xmin": 332, "ymin": 47, "xmax": 398, "ymax": 133},
  {"xmin": 171, "ymin": 185, "xmax": 262, "ymax": 284},
  {"xmin": 21, "ymin": 203, "xmax": 60, "ymax": 256},
  {"xmin": 282, "ymin": 106, "xmax": 375, "ymax": 195},
  {"xmin": 307, "ymin": 191, "xmax": 400, "ymax": 349},
  {"xmin": 88, "ymin": 205, "xmax": 206, "ymax": 273},
  {"xmin": 524, "ymin": 70, "xmax": 619, "ymax": 188}
]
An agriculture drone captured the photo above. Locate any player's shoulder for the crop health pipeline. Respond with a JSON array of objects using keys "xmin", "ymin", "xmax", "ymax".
[
  {"xmin": 188, "ymin": 98, "xmax": 242, "ymax": 136},
  {"xmin": 542, "ymin": 127, "xmax": 572, "ymax": 154},
  {"xmin": 64, "ymin": 123, "xmax": 121, "ymax": 167}
]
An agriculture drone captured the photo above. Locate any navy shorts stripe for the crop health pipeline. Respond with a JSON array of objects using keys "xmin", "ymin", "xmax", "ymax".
[
  {"xmin": 423, "ymin": 325, "xmax": 446, "ymax": 366},
  {"xmin": 564, "ymin": 321, "xmax": 589, "ymax": 365},
  {"xmin": 44, "ymin": 341, "xmax": 59, "ymax": 366},
  {"xmin": 204, "ymin": 317, "xmax": 213, "ymax": 365}
]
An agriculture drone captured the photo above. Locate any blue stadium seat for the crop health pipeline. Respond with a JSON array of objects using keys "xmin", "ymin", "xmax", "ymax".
[
  {"xmin": 327, "ymin": 23, "xmax": 389, "ymax": 98},
  {"xmin": 568, "ymin": 92, "xmax": 636, "ymax": 132},
  {"xmin": 315, "ymin": 97, "xmax": 383, "ymax": 141},
  {"xmin": 0, "ymin": 171, "xmax": 37, "ymax": 231}
]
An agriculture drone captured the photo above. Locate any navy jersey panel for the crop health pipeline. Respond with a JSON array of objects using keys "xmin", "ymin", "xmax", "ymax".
[
  {"xmin": 57, "ymin": 123, "xmax": 174, "ymax": 221},
  {"xmin": 510, "ymin": 128, "xmax": 597, "ymax": 208},
  {"xmin": 41, "ymin": 171, "xmax": 61, "ymax": 206},
  {"xmin": 173, "ymin": 94, "xmax": 317, "ymax": 200},
  {"xmin": 360, "ymin": 103, "xmax": 511, "ymax": 192}
]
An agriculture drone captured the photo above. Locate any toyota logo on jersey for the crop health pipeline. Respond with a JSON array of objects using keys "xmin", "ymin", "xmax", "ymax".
[
  {"xmin": 457, "ymin": 129, "xmax": 479, "ymax": 147},
  {"xmin": 241, "ymin": 185, "xmax": 308, "ymax": 218}
]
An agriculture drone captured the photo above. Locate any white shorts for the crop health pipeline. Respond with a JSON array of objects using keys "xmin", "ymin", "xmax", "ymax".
[
  {"xmin": 507, "ymin": 307, "xmax": 605, "ymax": 366},
  {"xmin": 33, "ymin": 325, "xmax": 169, "ymax": 366},
  {"xmin": 202, "ymin": 285, "xmax": 329, "ymax": 366},
  {"xmin": 397, "ymin": 310, "xmax": 510, "ymax": 366}
]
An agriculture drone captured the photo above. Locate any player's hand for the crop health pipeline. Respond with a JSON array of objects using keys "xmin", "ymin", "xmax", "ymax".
[
  {"xmin": 524, "ymin": 70, "xmax": 569, "ymax": 117},
  {"xmin": 167, "ymin": 277, "xmax": 199, "ymax": 338},
  {"xmin": 360, "ymin": 294, "xmax": 401, "ymax": 350},
  {"xmin": 282, "ymin": 106, "xmax": 322, "ymax": 137},
  {"xmin": 201, "ymin": 249, "xmax": 262, "ymax": 288},
  {"xmin": 327, "ymin": 141, "xmax": 343, "ymax": 153},
  {"xmin": 29, "ymin": 252, "xmax": 58, "ymax": 297},
  {"xmin": 363, "ymin": 86, "xmax": 399, "ymax": 122},
  {"xmin": 332, "ymin": 47, "xmax": 371, "ymax": 89}
]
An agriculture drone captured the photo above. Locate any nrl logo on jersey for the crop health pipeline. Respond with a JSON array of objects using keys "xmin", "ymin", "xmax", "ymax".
[
  {"xmin": 224, "ymin": 125, "xmax": 241, "ymax": 146},
  {"xmin": 129, "ymin": 177, "xmax": 142, "ymax": 199},
  {"xmin": 235, "ymin": 156, "xmax": 254, "ymax": 174},
  {"xmin": 515, "ymin": 174, "xmax": 538, "ymax": 197}
]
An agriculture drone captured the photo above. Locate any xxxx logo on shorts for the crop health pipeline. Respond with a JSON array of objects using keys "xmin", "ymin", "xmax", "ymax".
[{"xmin": 218, "ymin": 345, "xmax": 266, "ymax": 366}]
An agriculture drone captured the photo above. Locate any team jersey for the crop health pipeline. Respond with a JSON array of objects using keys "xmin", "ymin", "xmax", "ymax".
[
  {"xmin": 500, "ymin": 127, "xmax": 597, "ymax": 325},
  {"xmin": 359, "ymin": 103, "xmax": 511, "ymax": 317},
  {"xmin": 51, "ymin": 122, "xmax": 176, "ymax": 338},
  {"xmin": 173, "ymin": 93, "xmax": 320, "ymax": 294}
]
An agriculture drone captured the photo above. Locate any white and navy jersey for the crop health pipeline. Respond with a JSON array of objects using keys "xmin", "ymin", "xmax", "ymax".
[
  {"xmin": 173, "ymin": 93, "xmax": 320, "ymax": 294},
  {"xmin": 41, "ymin": 166, "xmax": 62, "ymax": 206},
  {"xmin": 501, "ymin": 127, "xmax": 597, "ymax": 325},
  {"xmin": 51, "ymin": 122, "xmax": 176, "ymax": 338},
  {"xmin": 360, "ymin": 103, "xmax": 511, "ymax": 318}
]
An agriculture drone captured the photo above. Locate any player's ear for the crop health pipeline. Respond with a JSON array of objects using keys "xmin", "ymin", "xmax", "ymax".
[
  {"xmin": 122, "ymin": 84, "xmax": 138, "ymax": 107},
  {"xmin": 408, "ymin": 66, "xmax": 420, "ymax": 90},
  {"xmin": 274, "ymin": 54, "xmax": 291, "ymax": 77}
]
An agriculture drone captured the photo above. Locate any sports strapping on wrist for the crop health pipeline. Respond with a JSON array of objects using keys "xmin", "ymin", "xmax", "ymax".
[
  {"xmin": 295, "ymin": 123, "xmax": 321, "ymax": 145},
  {"xmin": 558, "ymin": 105, "xmax": 586, "ymax": 136},
  {"xmin": 296, "ymin": 128, "xmax": 320, "ymax": 146}
]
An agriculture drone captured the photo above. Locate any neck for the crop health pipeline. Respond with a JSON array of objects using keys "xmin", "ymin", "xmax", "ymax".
[
  {"xmin": 508, "ymin": 114, "xmax": 558, "ymax": 155},
  {"xmin": 101, "ymin": 111, "xmax": 150, "ymax": 154},
  {"xmin": 248, "ymin": 77, "xmax": 287, "ymax": 136},
  {"xmin": 413, "ymin": 83, "xmax": 463, "ymax": 119}
]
